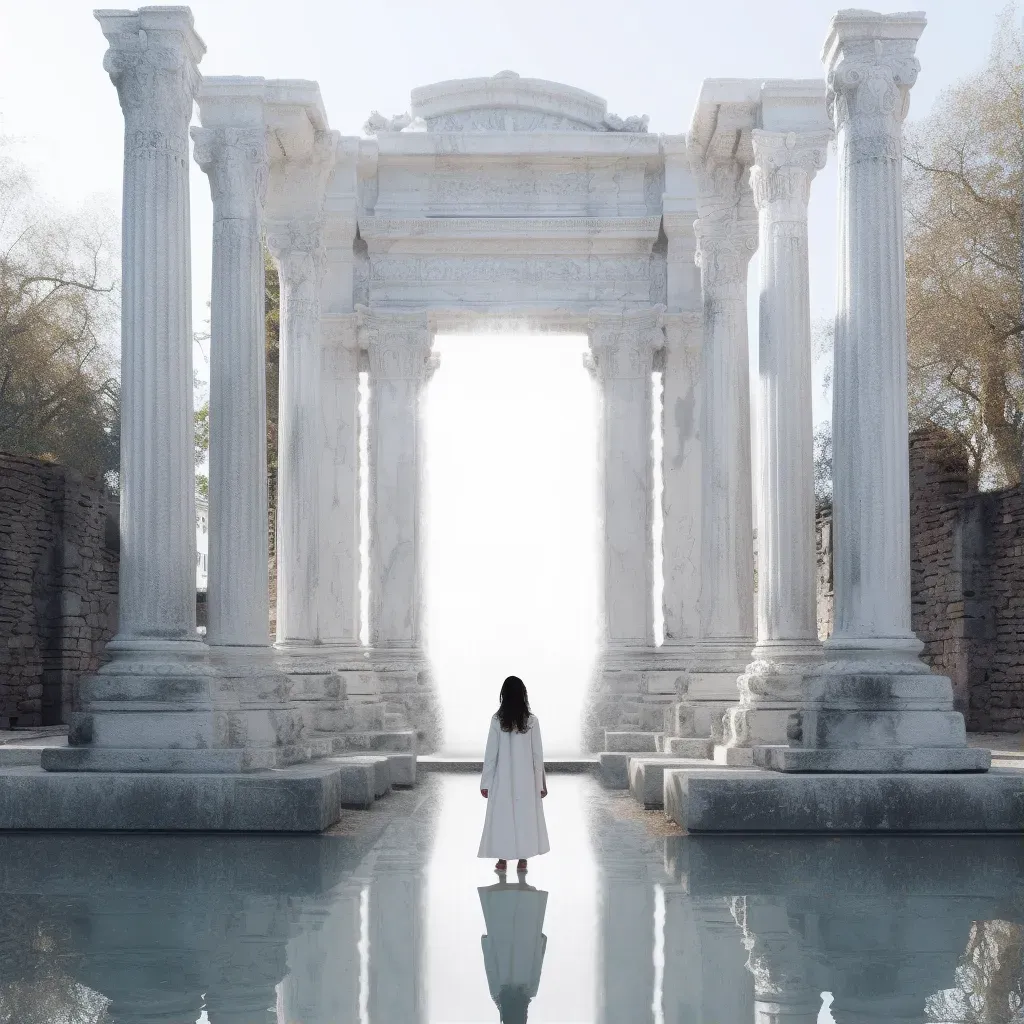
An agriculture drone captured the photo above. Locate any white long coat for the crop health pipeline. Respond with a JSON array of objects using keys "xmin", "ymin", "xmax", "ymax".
[
  {"xmin": 478, "ymin": 882, "xmax": 548, "ymax": 1000},
  {"xmin": 478, "ymin": 714, "xmax": 550, "ymax": 860}
]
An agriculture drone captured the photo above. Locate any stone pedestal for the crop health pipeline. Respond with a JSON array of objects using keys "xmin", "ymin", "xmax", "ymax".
[
  {"xmin": 754, "ymin": 9, "xmax": 987, "ymax": 774},
  {"xmin": 718, "ymin": 126, "xmax": 831, "ymax": 764},
  {"xmin": 361, "ymin": 310, "xmax": 440, "ymax": 750}
]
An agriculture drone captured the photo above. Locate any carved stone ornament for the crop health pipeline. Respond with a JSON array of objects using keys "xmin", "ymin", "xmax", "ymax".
[
  {"xmin": 265, "ymin": 222, "xmax": 325, "ymax": 311},
  {"xmin": 359, "ymin": 311, "xmax": 433, "ymax": 381},
  {"xmin": 826, "ymin": 46, "xmax": 921, "ymax": 162},
  {"xmin": 191, "ymin": 126, "xmax": 269, "ymax": 220},
  {"xmin": 749, "ymin": 130, "xmax": 832, "ymax": 220},
  {"xmin": 99, "ymin": 19, "xmax": 203, "ymax": 150},
  {"xmin": 363, "ymin": 110, "xmax": 415, "ymax": 135},
  {"xmin": 588, "ymin": 308, "xmax": 665, "ymax": 380}
]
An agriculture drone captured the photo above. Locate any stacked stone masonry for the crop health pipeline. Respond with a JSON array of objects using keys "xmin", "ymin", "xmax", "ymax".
[
  {"xmin": 817, "ymin": 428, "xmax": 1024, "ymax": 732},
  {"xmin": 0, "ymin": 454, "xmax": 118, "ymax": 727}
]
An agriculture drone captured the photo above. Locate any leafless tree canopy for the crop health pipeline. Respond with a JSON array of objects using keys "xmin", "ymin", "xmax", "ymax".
[
  {"xmin": 0, "ymin": 141, "xmax": 119, "ymax": 482},
  {"xmin": 904, "ymin": 5, "xmax": 1024, "ymax": 489}
]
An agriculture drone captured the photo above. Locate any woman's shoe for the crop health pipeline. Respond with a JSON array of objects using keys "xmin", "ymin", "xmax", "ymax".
[
  {"xmin": 517, "ymin": 859, "xmax": 528, "ymax": 873},
  {"xmin": 495, "ymin": 859, "xmax": 507, "ymax": 873}
]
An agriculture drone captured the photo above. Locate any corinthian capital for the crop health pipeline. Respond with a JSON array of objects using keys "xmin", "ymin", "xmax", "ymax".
[
  {"xmin": 95, "ymin": 8, "xmax": 205, "ymax": 141},
  {"xmin": 588, "ymin": 308, "xmax": 664, "ymax": 380},
  {"xmin": 822, "ymin": 11, "xmax": 926, "ymax": 162},
  {"xmin": 191, "ymin": 127, "xmax": 268, "ymax": 220},
  {"xmin": 359, "ymin": 310, "xmax": 433, "ymax": 382},
  {"xmin": 750, "ymin": 130, "xmax": 832, "ymax": 220},
  {"xmin": 266, "ymin": 221, "xmax": 325, "ymax": 298}
]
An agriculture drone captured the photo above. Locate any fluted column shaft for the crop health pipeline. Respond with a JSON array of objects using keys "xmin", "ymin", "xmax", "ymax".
[
  {"xmin": 267, "ymin": 225, "xmax": 325, "ymax": 644},
  {"xmin": 589, "ymin": 311, "xmax": 662, "ymax": 649},
  {"xmin": 826, "ymin": 21, "xmax": 924, "ymax": 654},
  {"xmin": 193, "ymin": 126, "xmax": 270, "ymax": 646},
  {"xmin": 364, "ymin": 313, "xmax": 432, "ymax": 649},
  {"xmin": 693, "ymin": 180, "xmax": 758, "ymax": 658},
  {"xmin": 750, "ymin": 131, "xmax": 830, "ymax": 656},
  {"xmin": 660, "ymin": 312, "xmax": 703, "ymax": 647},
  {"xmin": 97, "ymin": 9, "xmax": 204, "ymax": 642},
  {"xmin": 318, "ymin": 316, "xmax": 361, "ymax": 645}
]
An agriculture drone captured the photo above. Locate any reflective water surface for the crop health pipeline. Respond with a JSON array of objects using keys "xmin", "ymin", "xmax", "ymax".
[{"xmin": 0, "ymin": 774, "xmax": 1022, "ymax": 1023}]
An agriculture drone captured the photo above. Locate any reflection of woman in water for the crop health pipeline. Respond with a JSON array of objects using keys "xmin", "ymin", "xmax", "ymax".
[
  {"xmin": 479, "ymin": 676, "xmax": 549, "ymax": 874},
  {"xmin": 479, "ymin": 877, "xmax": 548, "ymax": 1024}
]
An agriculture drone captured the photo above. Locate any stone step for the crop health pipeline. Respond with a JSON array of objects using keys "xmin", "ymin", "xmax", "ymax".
[
  {"xmin": 328, "ymin": 731, "xmax": 417, "ymax": 754},
  {"xmin": 384, "ymin": 713, "xmax": 407, "ymax": 729},
  {"xmin": 658, "ymin": 735, "xmax": 714, "ymax": 758},
  {"xmin": 604, "ymin": 731, "xmax": 661, "ymax": 753},
  {"xmin": 629, "ymin": 756, "xmax": 726, "ymax": 809},
  {"xmin": 597, "ymin": 751, "xmax": 677, "ymax": 789},
  {"xmin": 327, "ymin": 756, "xmax": 391, "ymax": 809}
]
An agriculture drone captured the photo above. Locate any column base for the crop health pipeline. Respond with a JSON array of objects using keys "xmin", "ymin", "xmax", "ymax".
[
  {"xmin": 663, "ymin": 639, "xmax": 753, "ymax": 746},
  {"xmin": 44, "ymin": 640, "xmax": 319, "ymax": 773},
  {"xmin": 585, "ymin": 647, "xmax": 686, "ymax": 752},
  {"xmin": 715, "ymin": 645, "xmax": 823, "ymax": 765}
]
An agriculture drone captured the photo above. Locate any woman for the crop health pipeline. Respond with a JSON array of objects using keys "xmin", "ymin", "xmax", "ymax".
[{"xmin": 479, "ymin": 676, "xmax": 549, "ymax": 874}]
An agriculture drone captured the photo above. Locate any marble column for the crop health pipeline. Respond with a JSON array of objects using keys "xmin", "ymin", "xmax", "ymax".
[
  {"xmin": 752, "ymin": 9, "xmax": 987, "ymax": 775},
  {"xmin": 588, "ymin": 310, "xmax": 662, "ymax": 653},
  {"xmin": 363, "ymin": 311, "xmax": 432, "ymax": 652},
  {"xmin": 585, "ymin": 311, "xmax": 664, "ymax": 748},
  {"xmin": 266, "ymin": 223, "xmax": 326, "ymax": 645},
  {"xmin": 717, "ymin": 130, "xmax": 830, "ymax": 761},
  {"xmin": 191, "ymin": 120, "xmax": 270, "ymax": 647},
  {"xmin": 318, "ymin": 314, "xmax": 361, "ymax": 646},
  {"xmin": 660, "ymin": 311, "xmax": 703, "ymax": 650},
  {"xmin": 95, "ymin": 8, "xmax": 204, "ymax": 644},
  {"xmin": 825, "ymin": 12, "xmax": 926, "ymax": 662},
  {"xmin": 687, "ymin": 154, "xmax": 758, "ymax": 733}
]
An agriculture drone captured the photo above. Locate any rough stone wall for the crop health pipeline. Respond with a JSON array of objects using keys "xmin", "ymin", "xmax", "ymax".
[
  {"xmin": 816, "ymin": 429, "xmax": 1024, "ymax": 732},
  {"xmin": 0, "ymin": 454, "xmax": 119, "ymax": 726}
]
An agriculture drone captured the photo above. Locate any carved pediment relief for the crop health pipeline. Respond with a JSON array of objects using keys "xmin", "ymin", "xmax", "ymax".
[{"xmin": 363, "ymin": 71, "xmax": 648, "ymax": 135}]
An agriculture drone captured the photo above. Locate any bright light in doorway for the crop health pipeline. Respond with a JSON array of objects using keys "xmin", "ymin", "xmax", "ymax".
[{"xmin": 423, "ymin": 334, "xmax": 600, "ymax": 756}]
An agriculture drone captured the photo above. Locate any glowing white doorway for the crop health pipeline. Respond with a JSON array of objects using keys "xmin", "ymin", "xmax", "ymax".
[{"xmin": 423, "ymin": 334, "xmax": 600, "ymax": 757}]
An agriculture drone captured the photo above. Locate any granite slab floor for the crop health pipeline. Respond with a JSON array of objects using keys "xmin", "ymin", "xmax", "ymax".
[{"xmin": 0, "ymin": 772, "xmax": 1021, "ymax": 1022}]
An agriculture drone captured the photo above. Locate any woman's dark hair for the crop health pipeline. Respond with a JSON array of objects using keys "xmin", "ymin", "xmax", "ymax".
[
  {"xmin": 496, "ymin": 985, "xmax": 531, "ymax": 1024},
  {"xmin": 497, "ymin": 675, "xmax": 531, "ymax": 733}
]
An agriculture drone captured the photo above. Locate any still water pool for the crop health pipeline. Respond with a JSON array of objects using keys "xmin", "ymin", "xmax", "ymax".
[{"xmin": 0, "ymin": 773, "xmax": 1020, "ymax": 1023}]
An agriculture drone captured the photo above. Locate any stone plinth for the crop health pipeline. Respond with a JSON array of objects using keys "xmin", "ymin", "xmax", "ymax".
[{"xmin": 663, "ymin": 764, "xmax": 1024, "ymax": 832}]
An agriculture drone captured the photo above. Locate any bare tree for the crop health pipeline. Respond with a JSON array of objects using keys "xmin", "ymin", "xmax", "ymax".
[
  {"xmin": 904, "ymin": 5, "xmax": 1024, "ymax": 489},
  {"xmin": 0, "ymin": 141, "xmax": 119, "ymax": 482}
]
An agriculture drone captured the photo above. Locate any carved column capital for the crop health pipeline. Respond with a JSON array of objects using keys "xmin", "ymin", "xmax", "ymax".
[
  {"xmin": 95, "ymin": 8, "xmax": 204, "ymax": 149},
  {"xmin": 359, "ymin": 310, "xmax": 433, "ymax": 381},
  {"xmin": 750, "ymin": 130, "xmax": 832, "ymax": 221},
  {"xmin": 191, "ymin": 126, "xmax": 268, "ymax": 220},
  {"xmin": 824, "ymin": 16, "xmax": 924, "ymax": 163},
  {"xmin": 588, "ymin": 308, "xmax": 664, "ymax": 380},
  {"xmin": 266, "ymin": 221, "xmax": 325, "ymax": 290},
  {"xmin": 691, "ymin": 158, "xmax": 758, "ymax": 294}
]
